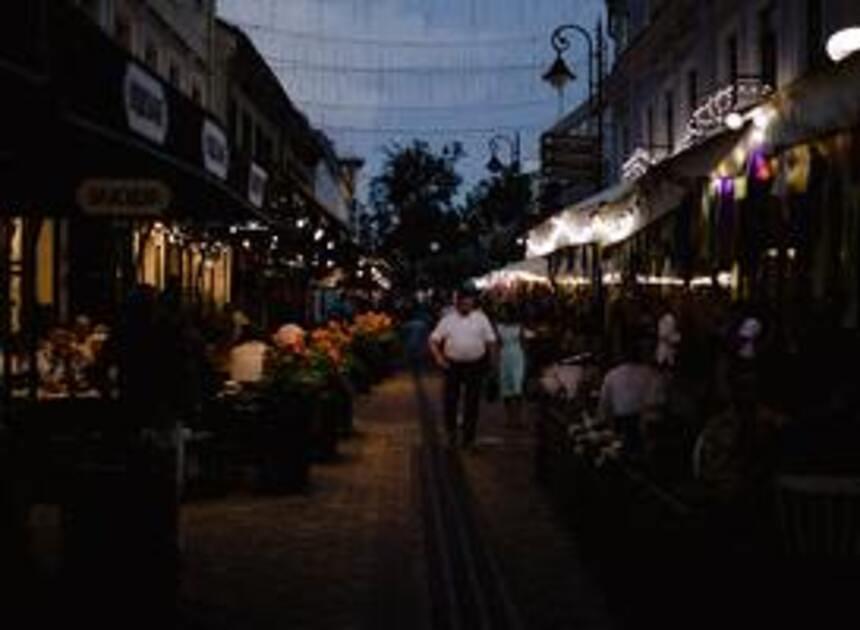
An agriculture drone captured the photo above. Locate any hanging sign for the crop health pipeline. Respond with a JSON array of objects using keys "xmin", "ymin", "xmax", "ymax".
[
  {"xmin": 76, "ymin": 178, "xmax": 172, "ymax": 216},
  {"xmin": 248, "ymin": 162, "xmax": 268, "ymax": 208},
  {"xmin": 201, "ymin": 119, "xmax": 229, "ymax": 180},
  {"xmin": 124, "ymin": 62, "xmax": 169, "ymax": 145}
]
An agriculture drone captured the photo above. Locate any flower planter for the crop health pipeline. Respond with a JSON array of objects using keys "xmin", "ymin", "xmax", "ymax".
[
  {"xmin": 311, "ymin": 392, "xmax": 341, "ymax": 462},
  {"xmin": 258, "ymin": 396, "xmax": 312, "ymax": 493}
]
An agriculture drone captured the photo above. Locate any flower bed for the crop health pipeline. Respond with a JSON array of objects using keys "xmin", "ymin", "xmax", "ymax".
[{"xmin": 264, "ymin": 313, "xmax": 398, "ymax": 463}]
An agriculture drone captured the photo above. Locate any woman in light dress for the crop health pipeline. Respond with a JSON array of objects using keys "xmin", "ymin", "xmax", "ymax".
[{"xmin": 496, "ymin": 303, "xmax": 531, "ymax": 428}]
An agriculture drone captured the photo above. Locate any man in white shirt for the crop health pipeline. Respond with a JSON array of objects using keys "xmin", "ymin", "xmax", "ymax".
[{"xmin": 429, "ymin": 288, "xmax": 497, "ymax": 449}]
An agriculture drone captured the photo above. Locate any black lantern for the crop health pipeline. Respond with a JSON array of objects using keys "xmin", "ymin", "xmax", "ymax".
[{"xmin": 542, "ymin": 53, "xmax": 576, "ymax": 92}]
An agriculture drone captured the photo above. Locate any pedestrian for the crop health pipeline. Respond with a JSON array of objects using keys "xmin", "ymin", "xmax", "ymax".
[
  {"xmin": 401, "ymin": 302, "xmax": 431, "ymax": 374},
  {"xmin": 496, "ymin": 302, "xmax": 529, "ymax": 428},
  {"xmin": 429, "ymin": 286, "xmax": 498, "ymax": 451}
]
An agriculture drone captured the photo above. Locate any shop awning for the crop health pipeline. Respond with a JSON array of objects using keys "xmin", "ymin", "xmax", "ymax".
[
  {"xmin": 766, "ymin": 52, "xmax": 860, "ymax": 152},
  {"xmin": 644, "ymin": 129, "xmax": 745, "ymax": 183},
  {"xmin": 474, "ymin": 257, "xmax": 550, "ymax": 289},
  {"xmin": 526, "ymin": 180, "xmax": 637, "ymax": 257}
]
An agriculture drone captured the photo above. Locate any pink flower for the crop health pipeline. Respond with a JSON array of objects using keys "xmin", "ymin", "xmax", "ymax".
[{"xmin": 273, "ymin": 324, "xmax": 306, "ymax": 353}]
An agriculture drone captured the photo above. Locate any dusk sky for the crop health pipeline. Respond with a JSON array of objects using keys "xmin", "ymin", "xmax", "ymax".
[{"xmin": 218, "ymin": 0, "xmax": 605, "ymax": 199}]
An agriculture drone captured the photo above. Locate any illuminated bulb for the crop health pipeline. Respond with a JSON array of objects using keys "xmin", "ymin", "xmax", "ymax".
[
  {"xmin": 430, "ymin": 241, "xmax": 440, "ymax": 253},
  {"xmin": 242, "ymin": 239, "xmax": 251, "ymax": 250},
  {"xmin": 357, "ymin": 270, "xmax": 365, "ymax": 278},
  {"xmin": 787, "ymin": 248, "xmax": 797, "ymax": 260},
  {"xmin": 314, "ymin": 229, "xmax": 325, "ymax": 242},
  {"xmin": 327, "ymin": 260, "xmax": 335, "ymax": 268},
  {"xmin": 229, "ymin": 225, "xmax": 238, "ymax": 234},
  {"xmin": 827, "ymin": 27, "xmax": 860, "ymax": 63},
  {"xmin": 725, "ymin": 112, "xmax": 744, "ymax": 130},
  {"xmin": 327, "ymin": 241, "xmax": 335, "ymax": 251},
  {"xmin": 296, "ymin": 218, "xmax": 307, "ymax": 229}
]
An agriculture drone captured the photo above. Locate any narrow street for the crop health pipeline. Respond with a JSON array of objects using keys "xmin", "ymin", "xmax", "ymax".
[{"xmin": 179, "ymin": 372, "xmax": 614, "ymax": 630}]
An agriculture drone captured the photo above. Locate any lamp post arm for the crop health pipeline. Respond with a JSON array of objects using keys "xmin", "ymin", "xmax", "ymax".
[{"xmin": 550, "ymin": 24, "xmax": 595, "ymax": 98}]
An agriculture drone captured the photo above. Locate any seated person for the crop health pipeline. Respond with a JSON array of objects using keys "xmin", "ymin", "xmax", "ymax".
[
  {"xmin": 694, "ymin": 367, "xmax": 785, "ymax": 505},
  {"xmin": 228, "ymin": 325, "xmax": 269, "ymax": 385},
  {"xmin": 597, "ymin": 332, "xmax": 663, "ymax": 456}
]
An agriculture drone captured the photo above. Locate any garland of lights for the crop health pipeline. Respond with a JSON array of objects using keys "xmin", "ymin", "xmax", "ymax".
[{"xmin": 680, "ymin": 79, "xmax": 773, "ymax": 150}]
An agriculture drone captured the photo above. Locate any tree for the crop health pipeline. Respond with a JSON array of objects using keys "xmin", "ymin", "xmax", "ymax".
[
  {"xmin": 462, "ymin": 170, "xmax": 534, "ymax": 271},
  {"xmin": 368, "ymin": 141, "xmax": 466, "ymax": 288}
]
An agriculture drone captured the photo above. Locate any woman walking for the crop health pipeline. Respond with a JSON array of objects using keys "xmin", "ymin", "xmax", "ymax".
[{"xmin": 497, "ymin": 303, "xmax": 528, "ymax": 428}]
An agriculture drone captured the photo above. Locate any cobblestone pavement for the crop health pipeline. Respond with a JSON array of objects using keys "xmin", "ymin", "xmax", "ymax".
[
  {"xmin": 179, "ymin": 376, "xmax": 431, "ymax": 630},
  {"xmin": 420, "ymin": 374, "xmax": 615, "ymax": 630},
  {"xmin": 179, "ymin": 372, "xmax": 613, "ymax": 629}
]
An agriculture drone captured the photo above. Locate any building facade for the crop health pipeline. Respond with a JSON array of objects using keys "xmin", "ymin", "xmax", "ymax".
[
  {"xmin": 606, "ymin": 0, "xmax": 860, "ymax": 182},
  {"xmin": 71, "ymin": 0, "xmax": 216, "ymax": 106}
]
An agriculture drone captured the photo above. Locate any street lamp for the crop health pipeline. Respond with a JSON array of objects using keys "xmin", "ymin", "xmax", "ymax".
[
  {"xmin": 486, "ymin": 133, "xmax": 522, "ymax": 174},
  {"xmin": 542, "ymin": 22, "xmax": 604, "ymax": 120}
]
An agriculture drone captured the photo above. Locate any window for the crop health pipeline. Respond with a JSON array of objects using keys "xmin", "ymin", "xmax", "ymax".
[
  {"xmin": 646, "ymin": 105, "xmax": 655, "ymax": 151},
  {"xmin": 253, "ymin": 125, "xmax": 263, "ymax": 162},
  {"xmin": 114, "ymin": 14, "xmax": 132, "ymax": 50},
  {"xmin": 168, "ymin": 61, "xmax": 180, "ymax": 88},
  {"xmin": 727, "ymin": 33, "xmax": 738, "ymax": 84},
  {"xmin": 686, "ymin": 69, "xmax": 698, "ymax": 113},
  {"xmin": 144, "ymin": 40, "xmax": 158, "ymax": 70},
  {"xmin": 806, "ymin": 0, "xmax": 824, "ymax": 68},
  {"xmin": 228, "ymin": 99, "xmax": 238, "ymax": 143},
  {"xmin": 759, "ymin": 5, "xmax": 777, "ymax": 88},
  {"xmin": 241, "ymin": 112, "xmax": 252, "ymax": 155},
  {"xmin": 665, "ymin": 90, "xmax": 675, "ymax": 152}
]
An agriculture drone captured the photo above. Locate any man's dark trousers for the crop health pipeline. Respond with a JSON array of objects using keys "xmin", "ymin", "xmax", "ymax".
[{"xmin": 443, "ymin": 358, "xmax": 486, "ymax": 446}]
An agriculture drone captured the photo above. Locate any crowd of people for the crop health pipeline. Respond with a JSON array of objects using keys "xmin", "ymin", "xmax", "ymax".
[{"xmin": 414, "ymin": 280, "xmax": 860, "ymax": 517}]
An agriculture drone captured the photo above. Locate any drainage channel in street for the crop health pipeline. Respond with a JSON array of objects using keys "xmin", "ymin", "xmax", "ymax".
[{"xmin": 413, "ymin": 374, "xmax": 523, "ymax": 630}]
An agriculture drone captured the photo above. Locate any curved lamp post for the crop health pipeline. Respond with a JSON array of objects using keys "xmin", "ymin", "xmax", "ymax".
[
  {"xmin": 486, "ymin": 133, "xmax": 521, "ymax": 174},
  {"xmin": 542, "ymin": 23, "xmax": 602, "ymax": 119}
]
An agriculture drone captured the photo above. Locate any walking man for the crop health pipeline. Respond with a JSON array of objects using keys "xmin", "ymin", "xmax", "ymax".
[{"xmin": 429, "ymin": 287, "xmax": 497, "ymax": 450}]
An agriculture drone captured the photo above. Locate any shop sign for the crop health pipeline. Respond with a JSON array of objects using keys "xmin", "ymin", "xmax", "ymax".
[
  {"xmin": 541, "ymin": 133, "xmax": 601, "ymax": 182},
  {"xmin": 124, "ymin": 62, "xmax": 168, "ymax": 145},
  {"xmin": 202, "ymin": 119, "xmax": 229, "ymax": 180},
  {"xmin": 77, "ymin": 178, "xmax": 172, "ymax": 216},
  {"xmin": 248, "ymin": 162, "xmax": 268, "ymax": 208}
]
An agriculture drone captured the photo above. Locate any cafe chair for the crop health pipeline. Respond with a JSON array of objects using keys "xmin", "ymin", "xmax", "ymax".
[{"xmin": 775, "ymin": 474, "xmax": 860, "ymax": 562}]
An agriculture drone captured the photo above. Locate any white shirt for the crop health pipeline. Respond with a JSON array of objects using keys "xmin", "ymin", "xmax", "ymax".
[
  {"xmin": 229, "ymin": 341, "xmax": 268, "ymax": 383},
  {"xmin": 431, "ymin": 310, "xmax": 497, "ymax": 362},
  {"xmin": 598, "ymin": 363, "xmax": 662, "ymax": 424}
]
